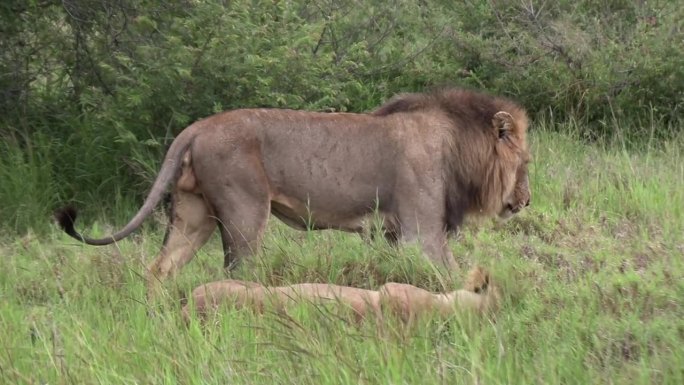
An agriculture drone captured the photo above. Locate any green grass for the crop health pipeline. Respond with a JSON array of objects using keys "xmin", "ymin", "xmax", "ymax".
[{"xmin": 1, "ymin": 126, "xmax": 683, "ymax": 384}]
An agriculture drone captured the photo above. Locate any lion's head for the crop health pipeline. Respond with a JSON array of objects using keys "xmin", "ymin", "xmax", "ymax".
[
  {"xmin": 491, "ymin": 111, "xmax": 531, "ymax": 220},
  {"xmin": 373, "ymin": 88, "xmax": 531, "ymax": 226}
]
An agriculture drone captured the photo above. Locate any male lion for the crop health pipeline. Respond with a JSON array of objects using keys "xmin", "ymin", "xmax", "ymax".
[
  {"xmin": 182, "ymin": 267, "xmax": 500, "ymax": 325},
  {"xmin": 55, "ymin": 88, "xmax": 530, "ymax": 298}
]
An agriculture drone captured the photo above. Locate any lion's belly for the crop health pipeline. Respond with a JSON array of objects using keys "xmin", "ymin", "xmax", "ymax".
[
  {"xmin": 263, "ymin": 147, "xmax": 396, "ymax": 232},
  {"xmin": 270, "ymin": 192, "xmax": 372, "ymax": 232}
]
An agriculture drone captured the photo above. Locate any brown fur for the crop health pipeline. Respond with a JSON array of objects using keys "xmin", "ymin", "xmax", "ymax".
[
  {"xmin": 54, "ymin": 88, "xmax": 531, "ymax": 299},
  {"xmin": 182, "ymin": 267, "xmax": 500, "ymax": 325}
]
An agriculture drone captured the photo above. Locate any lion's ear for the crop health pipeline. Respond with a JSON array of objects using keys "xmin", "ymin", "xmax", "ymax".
[{"xmin": 493, "ymin": 111, "xmax": 515, "ymax": 139}]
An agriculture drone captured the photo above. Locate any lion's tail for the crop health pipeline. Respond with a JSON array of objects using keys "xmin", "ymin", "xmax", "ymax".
[{"xmin": 54, "ymin": 125, "xmax": 200, "ymax": 245}]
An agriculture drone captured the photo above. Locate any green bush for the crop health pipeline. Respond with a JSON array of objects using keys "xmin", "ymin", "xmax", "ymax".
[{"xmin": 0, "ymin": 0, "xmax": 682, "ymax": 232}]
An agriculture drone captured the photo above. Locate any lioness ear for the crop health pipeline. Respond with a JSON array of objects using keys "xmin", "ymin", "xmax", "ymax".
[{"xmin": 493, "ymin": 111, "xmax": 515, "ymax": 139}]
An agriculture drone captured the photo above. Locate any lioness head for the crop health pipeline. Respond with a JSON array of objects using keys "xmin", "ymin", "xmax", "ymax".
[{"xmin": 492, "ymin": 111, "xmax": 531, "ymax": 220}]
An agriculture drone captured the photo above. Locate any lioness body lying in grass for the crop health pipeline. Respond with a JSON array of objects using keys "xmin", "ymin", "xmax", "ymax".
[{"xmin": 182, "ymin": 267, "xmax": 500, "ymax": 325}]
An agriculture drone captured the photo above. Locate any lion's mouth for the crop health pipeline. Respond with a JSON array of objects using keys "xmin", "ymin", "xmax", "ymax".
[{"xmin": 498, "ymin": 203, "xmax": 520, "ymax": 219}]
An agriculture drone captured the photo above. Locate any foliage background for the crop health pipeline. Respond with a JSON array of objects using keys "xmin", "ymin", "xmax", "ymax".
[
  {"xmin": 1, "ymin": 2, "xmax": 683, "ymax": 384},
  {"xmin": 1, "ymin": 0, "xmax": 682, "ymax": 233}
]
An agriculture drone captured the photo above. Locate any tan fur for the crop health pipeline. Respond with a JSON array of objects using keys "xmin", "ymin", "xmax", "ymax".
[
  {"xmin": 182, "ymin": 267, "xmax": 500, "ymax": 325},
  {"xmin": 55, "ymin": 88, "xmax": 531, "ymax": 299}
]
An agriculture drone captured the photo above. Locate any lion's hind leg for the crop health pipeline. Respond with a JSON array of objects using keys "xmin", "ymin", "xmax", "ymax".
[
  {"xmin": 193, "ymin": 150, "xmax": 272, "ymax": 271},
  {"xmin": 146, "ymin": 189, "xmax": 216, "ymax": 300},
  {"xmin": 212, "ymin": 187, "xmax": 271, "ymax": 271}
]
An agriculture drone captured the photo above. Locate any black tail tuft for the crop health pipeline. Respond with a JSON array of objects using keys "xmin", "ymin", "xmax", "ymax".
[{"xmin": 53, "ymin": 206, "xmax": 79, "ymax": 237}]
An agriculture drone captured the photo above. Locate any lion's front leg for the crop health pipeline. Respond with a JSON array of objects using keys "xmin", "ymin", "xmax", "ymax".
[
  {"xmin": 394, "ymin": 189, "xmax": 459, "ymax": 271},
  {"xmin": 412, "ymin": 229, "xmax": 458, "ymax": 271},
  {"xmin": 396, "ymin": 211, "xmax": 459, "ymax": 271}
]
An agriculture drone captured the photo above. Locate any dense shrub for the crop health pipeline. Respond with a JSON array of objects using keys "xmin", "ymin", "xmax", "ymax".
[{"xmin": 0, "ymin": 0, "xmax": 681, "ymax": 232}]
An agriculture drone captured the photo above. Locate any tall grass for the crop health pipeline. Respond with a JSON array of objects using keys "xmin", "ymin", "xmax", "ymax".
[
  {"xmin": 0, "ymin": 133, "xmax": 59, "ymax": 233},
  {"xmin": 1, "ymin": 125, "xmax": 683, "ymax": 384}
]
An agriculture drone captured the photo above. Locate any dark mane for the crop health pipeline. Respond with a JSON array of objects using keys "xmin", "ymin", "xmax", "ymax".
[
  {"xmin": 370, "ymin": 93, "xmax": 431, "ymax": 116},
  {"xmin": 372, "ymin": 87, "xmax": 530, "ymax": 233},
  {"xmin": 371, "ymin": 88, "xmax": 526, "ymax": 134}
]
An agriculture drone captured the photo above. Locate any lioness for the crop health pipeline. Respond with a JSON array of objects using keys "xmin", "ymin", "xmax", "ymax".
[
  {"xmin": 55, "ymin": 88, "xmax": 530, "ymax": 297},
  {"xmin": 182, "ymin": 267, "xmax": 500, "ymax": 325}
]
